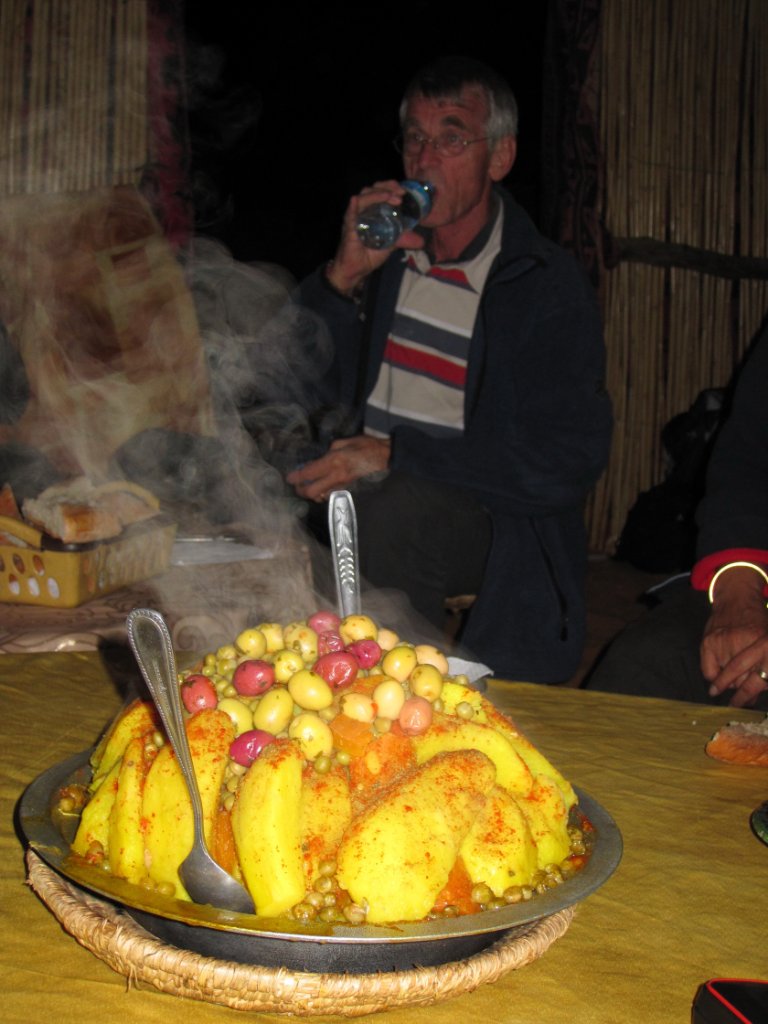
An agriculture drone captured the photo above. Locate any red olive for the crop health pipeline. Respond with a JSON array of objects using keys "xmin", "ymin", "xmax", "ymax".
[
  {"xmin": 180, "ymin": 674, "xmax": 218, "ymax": 713},
  {"xmin": 398, "ymin": 696, "xmax": 433, "ymax": 736},
  {"xmin": 346, "ymin": 638, "xmax": 382, "ymax": 669},
  {"xmin": 313, "ymin": 651, "xmax": 359, "ymax": 690},
  {"xmin": 308, "ymin": 609, "xmax": 341, "ymax": 634},
  {"xmin": 229, "ymin": 729, "xmax": 276, "ymax": 767},
  {"xmin": 232, "ymin": 659, "xmax": 275, "ymax": 697},
  {"xmin": 317, "ymin": 629, "xmax": 345, "ymax": 655}
]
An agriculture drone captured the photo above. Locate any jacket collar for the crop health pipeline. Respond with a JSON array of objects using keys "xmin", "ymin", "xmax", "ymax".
[{"xmin": 495, "ymin": 187, "xmax": 550, "ymax": 270}]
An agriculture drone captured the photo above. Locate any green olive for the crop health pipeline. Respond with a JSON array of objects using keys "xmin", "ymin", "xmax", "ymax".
[
  {"xmin": 283, "ymin": 622, "xmax": 319, "ymax": 662},
  {"xmin": 376, "ymin": 626, "xmax": 400, "ymax": 651},
  {"xmin": 288, "ymin": 712, "xmax": 334, "ymax": 760},
  {"xmin": 217, "ymin": 696, "xmax": 254, "ymax": 736},
  {"xmin": 381, "ymin": 644, "xmax": 418, "ymax": 682},
  {"xmin": 288, "ymin": 669, "xmax": 334, "ymax": 711},
  {"xmin": 235, "ymin": 627, "xmax": 267, "ymax": 658},
  {"xmin": 409, "ymin": 663, "xmax": 444, "ymax": 702},
  {"xmin": 372, "ymin": 678, "xmax": 406, "ymax": 720},
  {"xmin": 414, "ymin": 643, "xmax": 449, "ymax": 674},
  {"xmin": 273, "ymin": 648, "xmax": 305, "ymax": 682},
  {"xmin": 256, "ymin": 621, "xmax": 284, "ymax": 653},
  {"xmin": 339, "ymin": 614, "xmax": 378, "ymax": 644},
  {"xmin": 252, "ymin": 686, "xmax": 294, "ymax": 733}
]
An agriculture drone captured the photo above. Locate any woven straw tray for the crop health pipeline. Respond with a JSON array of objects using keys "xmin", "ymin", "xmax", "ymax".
[{"xmin": 27, "ymin": 851, "xmax": 574, "ymax": 1016}]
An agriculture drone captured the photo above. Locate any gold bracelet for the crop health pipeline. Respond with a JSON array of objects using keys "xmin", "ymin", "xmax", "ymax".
[{"xmin": 707, "ymin": 561, "xmax": 768, "ymax": 603}]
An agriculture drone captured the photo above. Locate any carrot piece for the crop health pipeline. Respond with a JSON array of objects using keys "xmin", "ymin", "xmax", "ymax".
[
  {"xmin": 330, "ymin": 714, "xmax": 373, "ymax": 758},
  {"xmin": 432, "ymin": 857, "xmax": 480, "ymax": 916},
  {"xmin": 348, "ymin": 731, "xmax": 415, "ymax": 796},
  {"xmin": 211, "ymin": 807, "xmax": 238, "ymax": 875}
]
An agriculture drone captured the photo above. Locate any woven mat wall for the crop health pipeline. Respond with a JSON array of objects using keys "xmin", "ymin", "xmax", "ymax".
[
  {"xmin": 586, "ymin": 0, "xmax": 768, "ymax": 553},
  {"xmin": 0, "ymin": 0, "xmax": 150, "ymax": 197}
]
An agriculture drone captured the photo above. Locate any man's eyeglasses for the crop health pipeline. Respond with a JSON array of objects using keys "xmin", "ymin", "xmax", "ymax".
[{"xmin": 393, "ymin": 130, "xmax": 489, "ymax": 158}]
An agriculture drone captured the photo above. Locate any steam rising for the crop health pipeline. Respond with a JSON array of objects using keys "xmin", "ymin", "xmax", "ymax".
[{"xmin": 0, "ymin": 26, "xmax": 460, "ymax": 658}]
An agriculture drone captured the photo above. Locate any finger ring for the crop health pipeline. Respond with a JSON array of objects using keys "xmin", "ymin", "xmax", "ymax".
[{"xmin": 757, "ymin": 668, "xmax": 768, "ymax": 682}]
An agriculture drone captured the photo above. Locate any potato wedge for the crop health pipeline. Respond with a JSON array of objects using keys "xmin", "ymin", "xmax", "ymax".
[
  {"xmin": 412, "ymin": 714, "xmax": 533, "ymax": 797},
  {"xmin": 72, "ymin": 757, "xmax": 121, "ymax": 857},
  {"xmin": 142, "ymin": 708, "xmax": 234, "ymax": 899},
  {"xmin": 90, "ymin": 699, "xmax": 157, "ymax": 791},
  {"xmin": 336, "ymin": 749, "xmax": 496, "ymax": 923},
  {"xmin": 232, "ymin": 739, "xmax": 305, "ymax": 916},
  {"xmin": 439, "ymin": 680, "xmax": 488, "ymax": 721},
  {"xmin": 518, "ymin": 773, "xmax": 571, "ymax": 869},
  {"xmin": 300, "ymin": 765, "xmax": 352, "ymax": 885},
  {"xmin": 484, "ymin": 705, "xmax": 577, "ymax": 809},
  {"xmin": 108, "ymin": 735, "xmax": 153, "ymax": 884},
  {"xmin": 460, "ymin": 784, "xmax": 538, "ymax": 895}
]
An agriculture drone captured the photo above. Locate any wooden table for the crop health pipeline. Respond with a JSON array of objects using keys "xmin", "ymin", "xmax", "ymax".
[{"xmin": 1, "ymin": 652, "xmax": 766, "ymax": 1023}]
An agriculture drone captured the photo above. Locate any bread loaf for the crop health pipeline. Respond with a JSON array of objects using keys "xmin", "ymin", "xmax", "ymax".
[
  {"xmin": 22, "ymin": 477, "xmax": 160, "ymax": 544},
  {"xmin": 705, "ymin": 717, "xmax": 768, "ymax": 766}
]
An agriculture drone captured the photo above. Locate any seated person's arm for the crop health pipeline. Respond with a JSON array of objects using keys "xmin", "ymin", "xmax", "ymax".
[
  {"xmin": 700, "ymin": 559, "xmax": 768, "ymax": 707},
  {"xmin": 691, "ymin": 326, "xmax": 768, "ymax": 706}
]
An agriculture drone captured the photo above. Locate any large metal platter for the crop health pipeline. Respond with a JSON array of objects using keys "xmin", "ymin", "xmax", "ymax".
[{"xmin": 18, "ymin": 748, "xmax": 622, "ymax": 974}]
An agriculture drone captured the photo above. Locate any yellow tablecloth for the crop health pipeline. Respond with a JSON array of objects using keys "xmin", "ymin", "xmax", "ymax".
[{"xmin": 2, "ymin": 652, "xmax": 766, "ymax": 1023}]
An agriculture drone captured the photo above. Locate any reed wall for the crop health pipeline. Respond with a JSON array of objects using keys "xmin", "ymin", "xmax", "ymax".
[
  {"xmin": 0, "ymin": 0, "xmax": 149, "ymax": 197},
  {"xmin": 589, "ymin": 0, "xmax": 768, "ymax": 552}
]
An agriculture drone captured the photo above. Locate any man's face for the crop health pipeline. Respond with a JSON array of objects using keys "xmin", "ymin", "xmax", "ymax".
[{"xmin": 401, "ymin": 86, "xmax": 515, "ymax": 235}]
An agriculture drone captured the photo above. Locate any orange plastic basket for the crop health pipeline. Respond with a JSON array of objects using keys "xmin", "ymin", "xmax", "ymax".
[{"xmin": 0, "ymin": 514, "xmax": 176, "ymax": 608}]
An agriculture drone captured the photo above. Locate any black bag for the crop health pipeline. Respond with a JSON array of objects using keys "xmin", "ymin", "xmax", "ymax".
[{"xmin": 615, "ymin": 388, "xmax": 724, "ymax": 572}]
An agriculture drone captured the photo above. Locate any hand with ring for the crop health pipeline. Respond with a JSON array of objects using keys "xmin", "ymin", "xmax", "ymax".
[{"xmin": 701, "ymin": 566, "xmax": 768, "ymax": 706}]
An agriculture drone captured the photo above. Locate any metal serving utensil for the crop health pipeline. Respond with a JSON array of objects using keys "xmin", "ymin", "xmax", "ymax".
[
  {"xmin": 328, "ymin": 489, "xmax": 362, "ymax": 617},
  {"xmin": 326, "ymin": 489, "xmax": 492, "ymax": 686},
  {"xmin": 125, "ymin": 608, "xmax": 255, "ymax": 914},
  {"xmin": 750, "ymin": 799, "xmax": 768, "ymax": 845}
]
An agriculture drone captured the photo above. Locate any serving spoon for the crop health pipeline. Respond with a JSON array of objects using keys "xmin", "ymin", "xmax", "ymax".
[
  {"xmin": 326, "ymin": 490, "xmax": 492, "ymax": 686},
  {"xmin": 328, "ymin": 490, "xmax": 362, "ymax": 617},
  {"xmin": 125, "ymin": 607, "xmax": 255, "ymax": 914}
]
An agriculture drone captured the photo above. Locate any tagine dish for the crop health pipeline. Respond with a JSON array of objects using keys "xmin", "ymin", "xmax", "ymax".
[{"xmin": 57, "ymin": 610, "xmax": 597, "ymax": 929}]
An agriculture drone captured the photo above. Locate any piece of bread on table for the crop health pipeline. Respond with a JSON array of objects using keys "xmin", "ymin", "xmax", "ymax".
[
  {"xmin": 705, "ymin": 717, "xmax": 768, "ymax": 766},
  {"xmin": 21, "ymin": 477, "xmax": 160, "ymax": 544}
]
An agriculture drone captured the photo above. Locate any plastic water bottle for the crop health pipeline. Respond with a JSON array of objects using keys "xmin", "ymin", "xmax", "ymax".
[{"xmin": 356, "ymin": 180, "xmax": 434, "ymax": 249}]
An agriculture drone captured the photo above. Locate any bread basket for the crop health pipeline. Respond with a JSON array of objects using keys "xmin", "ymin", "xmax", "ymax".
[{"xmin": 0, "ymin": 513, "xmax": 176, "ymax": 608}]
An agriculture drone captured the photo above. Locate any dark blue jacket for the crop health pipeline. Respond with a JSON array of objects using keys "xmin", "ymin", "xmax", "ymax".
[
  {"xmin": 299, "ymin": 190, "xmax": 612, "ymax": 682},
  {"xmin": 695, "ymin": 322, "xmax": 768, "ymax": 558}
]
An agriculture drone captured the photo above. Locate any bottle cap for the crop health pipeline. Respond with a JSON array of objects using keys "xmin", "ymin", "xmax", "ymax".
[{"xmin": 401, "ymin": 180, "xmax": 434, "ymax": 215}]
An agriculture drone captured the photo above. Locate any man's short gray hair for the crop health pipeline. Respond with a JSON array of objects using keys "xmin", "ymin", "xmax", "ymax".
[{"xmin": 399, "ymin": 55, "xmax": 518, "ymax": 143}]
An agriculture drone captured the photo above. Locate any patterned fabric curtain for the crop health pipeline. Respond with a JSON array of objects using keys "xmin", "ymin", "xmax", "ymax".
[
  {"xmin": 0, "ymin": 0, "xmax": 190, "ymax": 244},
  {"xmin": 540, "ymin": 0, "xmax": 604, "ymax": 295}
]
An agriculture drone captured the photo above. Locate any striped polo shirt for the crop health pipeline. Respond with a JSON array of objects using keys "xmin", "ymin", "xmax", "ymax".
[{"xmin": 364, "ymin": 203, "xmax": 502, "ymax": 440}]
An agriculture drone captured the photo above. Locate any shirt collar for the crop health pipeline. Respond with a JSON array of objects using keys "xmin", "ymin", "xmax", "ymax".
[{"xmin": 408, "ymin": 194, "xmax": 503, "ymax": 292}]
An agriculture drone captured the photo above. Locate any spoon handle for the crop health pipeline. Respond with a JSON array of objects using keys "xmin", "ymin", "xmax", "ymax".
[
  {"xmin": 328, "ymin": 489, "xmax": 361, "ymax": 618},
  {"xmin": 126, "ymin": 608, "xmax": 205, "ymax": 838}
]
